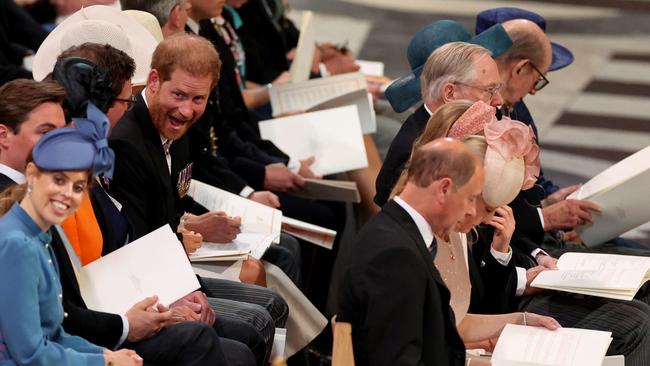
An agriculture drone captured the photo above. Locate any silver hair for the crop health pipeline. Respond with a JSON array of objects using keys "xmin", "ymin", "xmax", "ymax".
[
  {"xmin": 120, "ymin": 0, "xmax": 185, "ymax": 26},
  {"xmin": 420, "ymin": 42, "xmax": 492, "ymax": 104}
]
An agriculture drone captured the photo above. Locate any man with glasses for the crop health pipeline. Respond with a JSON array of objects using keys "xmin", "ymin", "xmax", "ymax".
[{"xmin": 375, "ymin": 41, "xmax": 507, "ymax": 206}]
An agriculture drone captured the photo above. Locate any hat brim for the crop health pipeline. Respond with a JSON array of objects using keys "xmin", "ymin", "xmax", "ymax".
[
  {"xmin": 32, "ymin": 5, "xmax": 158, "ymax": 86},
  {"xmin": 549, "ymin": 42, "xmax": 574, "ymax": 71},
  {"xmin": 386, "ymin": 23, "xmax": 512, "ymax": 113}
]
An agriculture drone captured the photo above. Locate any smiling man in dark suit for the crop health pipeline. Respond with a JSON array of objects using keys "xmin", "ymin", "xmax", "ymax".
[{"xmin": 337, "ymin": 138, "xmax": 484, "ymax": 366}]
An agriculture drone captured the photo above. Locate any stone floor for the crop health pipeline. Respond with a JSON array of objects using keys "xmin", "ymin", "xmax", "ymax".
[{"xmin": 288, "ymin": 0, "xmax": 650, "ymax": 244}]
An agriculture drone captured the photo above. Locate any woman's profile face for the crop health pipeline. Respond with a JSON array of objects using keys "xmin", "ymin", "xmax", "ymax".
[
  {"xmin": 26, "ymin": 166, "xmax": 88, "ymax": 229},
  {"xmin": 454, "ymin": 195, "xmax": 495, "ymax": 233}
]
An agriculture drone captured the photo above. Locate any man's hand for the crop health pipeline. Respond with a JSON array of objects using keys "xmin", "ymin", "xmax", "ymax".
[
  {"xmin": 322, "ymin": 52, "xmax": 360, "ymax": 75},
  {"xmin": 175, "ymin": 291, "xmax": 216, "ymax": 326},
  {"xmin": 523, "ymin": 266, "xmax": 548, "ymax": 296},
  {"xmin": 298, "ymin": 156, "xmax": 320, "ymax": 179},
  {"xmin": 541, "ymin": 199, "xmax": 601, "ymax": 231},
  {"xmin": 177, "ymin": 227, "xmax": 203, "ymax": 254},
  {"xmin": 536, "ymin": 255, "xmax": 558, "ymax": 270},
  {"xmin": 125, "ymin": 296, "xmax": 173, "ymax": 342},
  {"xmin": 264, "ymin": 163, "xmax": 305, "ymax": 192},
  {"xmin": 542, "ymin": 184, "xmax": 581, "ymax": 207},
  {"xmin": 248, "ymin": 191, "xmax": 281, "ymax": 208},
  {"xmin": 487, "ymin": 206, "xmax": 515, "ymax": 253},
  {"xmin": 103, "ymin": 349, "xmax": 143, "ymax": 366},
  {"xmin": 184, "ymin": 212, "xmax": 241, "ymax": 243}
]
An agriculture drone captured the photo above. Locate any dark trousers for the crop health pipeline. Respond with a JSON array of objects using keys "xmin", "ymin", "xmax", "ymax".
[
  {"xmin": 262, "ymin": 233, "xmax": 302, "ymax": 286},
  {"xmin": 214, "ymin": 317, "xmax": 265, "ymax": 366},
  {"xmin": 124, "ymin": 321, "xmax": 248, "ymax": 366}
]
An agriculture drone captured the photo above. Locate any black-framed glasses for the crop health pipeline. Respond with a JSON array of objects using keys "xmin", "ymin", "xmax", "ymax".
[
  {"xmin": 455, "ymin": 82, "xmax": 503, "ymax": 101},
  {"xmin": 115, "ymin": 95, "xmax": 137, "ymax": 111},
  {"xmin": 529, "ymin": 62, "xmax": 550, "ymax": 91}
]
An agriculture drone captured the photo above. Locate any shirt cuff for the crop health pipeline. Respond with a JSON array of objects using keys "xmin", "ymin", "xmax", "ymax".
[
  {"xmin": 116, "ymin": 315, "xmax": 129, "ymax": 349},
  {"xmin": 531, "ymin": 248, "xmax": 550, "ymax": 263},
  {"xmin": 287, "ymin": 158, "xmax": 301, "ymax": 174},
  {"xmin": 318, "ymin": 63, "xmax": 330, "ymax": 77},
  {"xmin": 536, "ymin": 207, "xmax": 545, "ymax": 229},
  {"xmin": 490, "ymin": 245, "xmax": 512, "ymax": 266},
  {"xmin": 515, "ymin": 266, "xmax": 527, "ymax": 297},
  {"xmin": 239, "ymin": 186, "xmax": 255, "ymax": 198}
]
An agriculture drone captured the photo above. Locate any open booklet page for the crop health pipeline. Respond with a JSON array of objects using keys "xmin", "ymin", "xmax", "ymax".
[
  {"xmin": 531, "ymin": 252, "xmax": 650, "ymax": 300},
  {"xmin": 492, "ymin": 324, "xmax": 612, "ymax": 366},
  {"xmin": 290, "ymin": 178, "xmax": 360, "ymax": 203},
  {"xmin": 189, "ymin": 233, "xmax": 277, "ymax": 261},
  {"xmin": 259, "ymin": 105, "xmax": 368, "ymax": 176},
  {"xmin": 189, "ymin": 179, "xmax": 282, "ymax": 242},
  {"xmin": 78, "ymin": 225, "xmax": 200, "ymax": 315},
  {"xmin": 306, "ymin": 89, "xmax": 376, "ymax": 133},
  {"xmin": 288, "ymin": 10, "xmax": 315, "ymax": 83},
  {"xmin": 282, "ymin": 216, "xmax": 336, "ymax": 250},
  {"xmin": 270, "ymin": 72, "xmax": 367, "ymax": 116},
  {"xmin": 568, "ymin": 145, "xmax": 650, "ymax": 246}
]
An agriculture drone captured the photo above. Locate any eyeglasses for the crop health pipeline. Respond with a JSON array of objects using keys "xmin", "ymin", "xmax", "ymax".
[
  {"xmin": 114, "ymin": 95, "xmax": 137, "ymax": 111},
  {"xmin": 455, "ymin": 82, "xmax": 503, "ymax": 101},
  {"xmin": 528, "ymin": 62, "xmax": 550, "ymax": 91}
]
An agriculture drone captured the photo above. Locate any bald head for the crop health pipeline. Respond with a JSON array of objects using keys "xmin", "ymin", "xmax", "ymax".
[
  {"xmin": 407, "ymin": 138, "xmax": 479, "ymax": 190},
  {"xmin": 497, "ymin": 19, "xmax": 552, "ymax": 71}
]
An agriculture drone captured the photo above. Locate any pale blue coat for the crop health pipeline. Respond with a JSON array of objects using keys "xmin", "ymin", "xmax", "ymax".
[{"xmin": 0, "ymin": 203, "xmax": 104, "ymax": 365}]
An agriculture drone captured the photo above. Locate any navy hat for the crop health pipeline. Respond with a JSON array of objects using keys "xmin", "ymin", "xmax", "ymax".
[
  {"xmin": 33, "ymin": 103, "xmax": 115, "ymax": 178},
  {"xmin": 386, "ymin": 20, "xmax": 513, "ymax": 113},
  {"xmin": 476, "ymin": 7, "xmax": 574, "ymax": 71}
]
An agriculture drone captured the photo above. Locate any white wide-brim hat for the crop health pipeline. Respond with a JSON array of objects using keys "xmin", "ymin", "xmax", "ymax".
[
  {"xmin": 482, "ymin": 147, "xmax": 525, "ymax": 208},
  {"xmin": 33, "ymin": 5, "xmax": 158, "ymax": 86}
]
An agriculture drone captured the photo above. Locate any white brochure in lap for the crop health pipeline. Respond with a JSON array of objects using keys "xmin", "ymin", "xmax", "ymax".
[
  {"xmin": 259, "ymin": 105, "xmax": 368, "ymax": 176},
  {"xmin": 568, "ymin": 145, "xmax": 650, "ymax": 246},
  {"xmin": 78, "ymin": 225, "xmax": 200, "ymax": 315},
  {"xmin": 188, "ymin": 179, "xmax": 282, "ymax": 243},
  {"xmin": 492, "ymin": 324, "xmax": 612, "ymax": 366},
  {"xmin": 307, "ymin": 89, "xmax": 376, "ymax": 134}
]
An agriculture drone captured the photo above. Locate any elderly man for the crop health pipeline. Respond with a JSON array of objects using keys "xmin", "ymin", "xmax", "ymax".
[
  {"xmin": 376, "ymin": 40, "xmax": 506, "ymax": 206},
  {"xmin": 337, "ymin": 138, "xmax": 484, "ymax": 366},
  {"xmin": 478, "ymin": 8, "xmax": 646, "ymax": 255}
]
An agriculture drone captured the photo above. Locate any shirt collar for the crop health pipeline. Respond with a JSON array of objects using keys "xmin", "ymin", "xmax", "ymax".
[
  {"xmin": 394, "ymin": 196, "xmax": 434, "ymax": 248},
  {"xmin": 0, "ymin": 163, "xmax": 25, "ymax": 184},
  {"xmin": 7, "ymin": 203, "xmax": 50, "ymax": 241},
  {"xmin": 187, "ymin": 18, "xmax": 200, "ymax": 34},
  {"xmin": 423, "ymin": 103, "xmax": 433, "ymax": 117}
]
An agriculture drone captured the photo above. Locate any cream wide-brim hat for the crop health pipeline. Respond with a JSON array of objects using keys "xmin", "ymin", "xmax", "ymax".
[
  {"xmin": 123, "ymin": 10, "xmax": 164, "ymax": 43},
  {"xmin": 32, "ymin": 5, "xmax": 158, "ymax": 86},
  {"xmin": 482, "ymin": 147, "xmax": 525, "ymax": 208}
]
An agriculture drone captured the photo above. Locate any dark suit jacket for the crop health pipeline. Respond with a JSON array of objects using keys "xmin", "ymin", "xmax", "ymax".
[
  {"xmin": 0, "ymin": 172, "xmax": 15, "ymax": 192},
  {"xmin": 108, "ymin": 94, "xmax": 207, "ymax": 239},
  {"xmin": 236, "ymin": 0, "xmax": 292, "ymax": 85},
  {"xmin": 0, "ymin": 0, "xmax": 46, "ymax": 85},
  {"xmin": 337, "ymin": 200, "xmax": 465, "ymax": 366},
  {"xmin": 196, "ymin": 19, "xmax": 289, "ymax": 161},
  {"xmin": 374, "ymin": 105, "xmax": 429, "ymax": 206},
  {"xmin": 50, "ymin": 228, "xmax": 124, "ymax": 348}
]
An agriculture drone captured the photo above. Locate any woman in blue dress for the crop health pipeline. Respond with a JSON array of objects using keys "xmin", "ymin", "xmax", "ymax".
[{"xmin": 0, "ymin": 103, "xmax": 142, "ymax": 366}]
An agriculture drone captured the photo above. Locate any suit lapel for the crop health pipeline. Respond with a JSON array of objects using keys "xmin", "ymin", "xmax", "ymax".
[
  {"xmin": 132, "ymin": 95, "xmax": 176, "ymax": 213},
  {"xmin": 383, "ymin": 200, "xmax": 447, "ymax": 289}
]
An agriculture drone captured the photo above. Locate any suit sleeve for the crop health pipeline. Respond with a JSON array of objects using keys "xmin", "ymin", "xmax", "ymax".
[
  {"xmin": 346, "ymin": 247, "xmax": 428, "ymax": 366},
  {"xmin": 108, "ymin": 139, "xmax": 153, "ymax": 238},
  {"xmin": 61, "ymin": 301, "xmax": 124, "ymax": 350}
]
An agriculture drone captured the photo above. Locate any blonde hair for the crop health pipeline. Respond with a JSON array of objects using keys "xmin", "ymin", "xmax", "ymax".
[
  {"xmin": 390, "ymin": 100, "xmax": 475, "ymax": 198},
  {"xmin": 0, "ymin": 184, "xmax": 27, "ymax": 216}
]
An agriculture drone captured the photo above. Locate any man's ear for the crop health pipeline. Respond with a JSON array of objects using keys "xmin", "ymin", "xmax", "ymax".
[
  {"xmin": 513, "ymin": 59, "xmax": 529, "ymax": 77},
  {"xmin": 0, "ymin": 124, "xmax": 11, "ymax": 149},
  {"xmin": 441, "ymin": 83, "xmax": 456, "ymax": 103},
  {"xmin": 169, "ymin": 4, "xmax": 182, "ymax": 30},
  {"xmin": 147, "ymin": 69, "xmax": 160, "ymax": 94}
]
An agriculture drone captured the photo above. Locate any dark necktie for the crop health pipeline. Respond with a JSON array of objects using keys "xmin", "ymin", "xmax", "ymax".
[{"xmin": 428, "ymin": 236, "xmax": 437, "ymax": 259}]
